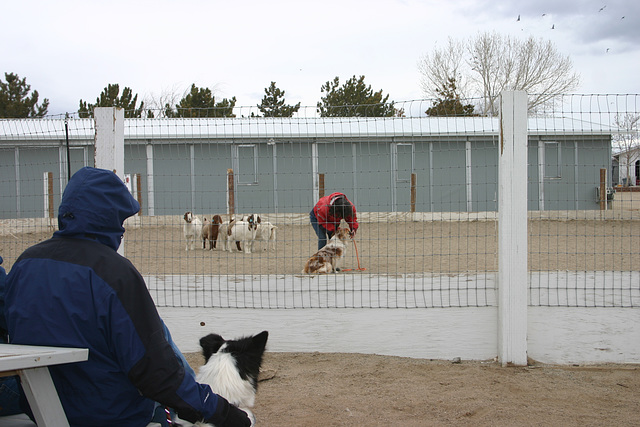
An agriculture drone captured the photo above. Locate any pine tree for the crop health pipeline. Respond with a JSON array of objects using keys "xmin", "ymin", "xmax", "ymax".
[
  {"xmin": 425, "ymin": 78, "xmax": 476, "ymax": 116},
  {"xmin": 0, "ymin": 72, "xmax": 49, "ymax": 118},
  {"xmin": 257, "ymin": 82, "xmax": 300, "ymax": 117},
  {"xmin": 317, "ymin": 75, "xmax": 399, "ymax": 117},
  {"xmin": 78, "ymin": 84, "xmax": 144, "ymax": 118},
  {"xmin": 165, "ymin": 84, "xmax": 236, "ymax": 118}
]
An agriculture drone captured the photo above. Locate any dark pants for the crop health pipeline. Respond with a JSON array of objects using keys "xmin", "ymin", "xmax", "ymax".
[
  {"xmin": 0, "ymin": 376, "xmax": 23, "ymax": 416},
  {"xmin": 310, "ymin": 210, "xmax": 334, "ymax": 250}
]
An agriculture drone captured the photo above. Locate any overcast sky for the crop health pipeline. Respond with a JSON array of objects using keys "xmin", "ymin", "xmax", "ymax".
[{"xmin": 3, "ymin": 0, "xmax": 639, "ymax": 116}]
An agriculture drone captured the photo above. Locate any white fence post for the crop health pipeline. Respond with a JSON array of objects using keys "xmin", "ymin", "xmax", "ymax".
[
  {"xmin": 94, "ymin": 107, "xmax": 125, "ymax": 179},
  {"xmin": 146, "ymin": 144, "xmax": 155, "ymax": 216},
  {"xmin": 498, "ymin": 91, "xmax": 528, "ymax": 366},
  {"xmin": 94, "ymin": 107, "xmax": 126, "ymax": 255}
]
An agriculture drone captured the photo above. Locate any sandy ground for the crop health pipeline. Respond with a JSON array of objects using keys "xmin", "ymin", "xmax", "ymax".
[
  {"xmin": 2, "ymin": 192, "xmax": 638, "ymax": 275},
  {"xmin": 183, "ymin": 351, "xmax": 640, "ymax": 427},
  {"xmin": 1, "ymin": 194, "xmax": 638, "ymax": 426},
  {"xmin": 3, "ymin": 219, "xmax": 639, "ymax": 275}
]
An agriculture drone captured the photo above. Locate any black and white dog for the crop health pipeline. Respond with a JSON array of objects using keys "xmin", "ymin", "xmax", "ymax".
[{"xmin": 176, "ymin": 331, "xmax": 269, "ymax": 426}]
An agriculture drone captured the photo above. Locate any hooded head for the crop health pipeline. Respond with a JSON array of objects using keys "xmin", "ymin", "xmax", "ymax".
[
  {"xmin": 328, "ymin": 196, "xmax": 353, "ymax": 220},
  {"xmin": 54, "ymin": 167, "xmax": 140, "ymax": 251}
]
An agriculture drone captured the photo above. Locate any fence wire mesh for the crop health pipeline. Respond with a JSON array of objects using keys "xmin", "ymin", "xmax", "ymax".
[{"xmin": 1, "ymin": 95, "xmax": 639, "ymax": 309}]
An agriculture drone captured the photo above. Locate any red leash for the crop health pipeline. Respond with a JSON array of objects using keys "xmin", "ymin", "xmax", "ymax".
[{"xmin": 342, "ymin": 237, "xmax": 366, "ymax": 271}]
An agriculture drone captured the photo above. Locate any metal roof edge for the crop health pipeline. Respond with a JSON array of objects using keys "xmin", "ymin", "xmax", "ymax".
[{"xmin": 0, "ymin": 116, "xmax": 617, "ymax": 141}]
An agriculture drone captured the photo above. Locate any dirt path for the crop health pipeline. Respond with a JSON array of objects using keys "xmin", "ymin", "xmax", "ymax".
[{"xmin": 184, "ymin": 351, "xmax": 639, "ymax": 427}]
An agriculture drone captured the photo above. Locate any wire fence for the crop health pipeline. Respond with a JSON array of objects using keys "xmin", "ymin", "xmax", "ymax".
[{"xmin": 1, "ymin": 95, "xmax": 639, "ymax": 310}]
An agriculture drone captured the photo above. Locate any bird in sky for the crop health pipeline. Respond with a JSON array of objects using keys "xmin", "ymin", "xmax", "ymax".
[
  {"xmin": 599, "ymin": 5, "xmax": 606, "ymax": 12},
  {"xmin": 517, "ymin": 14, "xmax": 520, "ymax": 21}
]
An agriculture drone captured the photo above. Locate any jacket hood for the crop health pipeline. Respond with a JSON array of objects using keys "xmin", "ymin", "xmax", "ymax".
[{"xmin": 54, "ymin": 167, "xmax": 140, "ymax": 251}]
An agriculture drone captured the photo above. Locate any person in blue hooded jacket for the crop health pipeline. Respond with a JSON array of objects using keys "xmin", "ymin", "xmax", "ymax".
[
  {"xmin": 0, "ymin": 256, "xmax": 24, "ymax": 417},
  {"xmin": 4, "ymin": 167, "xmax": 250, "ymax": 427}
]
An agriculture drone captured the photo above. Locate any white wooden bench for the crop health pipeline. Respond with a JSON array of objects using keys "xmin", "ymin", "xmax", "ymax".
[{"xmin": 0, "ymin": 345, "xmax": 88, "ymax": 427}]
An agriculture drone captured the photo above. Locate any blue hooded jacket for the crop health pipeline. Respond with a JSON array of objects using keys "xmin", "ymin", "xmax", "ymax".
[
  {"xmin": 5, "ymin": 167, "xmax": 224, "ymax": 426},
  {"xmin": 54, "ymin": 166, "xmax": 139, "ymax": 250}
]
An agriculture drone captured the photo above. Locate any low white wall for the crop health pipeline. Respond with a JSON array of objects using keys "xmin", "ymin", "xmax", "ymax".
[
  {"xmin": 159, "ymin": 306, "xmax": 498, "ymax": 361},
  {"xmin": 528, "ymin": 307, "xmax": 640, "ymax": 364},
  {"xmin": 159, "ymin": 305, "xmax": 640, "ymax": 365}
]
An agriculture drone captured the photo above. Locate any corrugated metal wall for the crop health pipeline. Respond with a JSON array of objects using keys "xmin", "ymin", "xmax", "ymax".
[{"xmin": 0, "ymin": 129, "xmax": 611, "ymax": 219}]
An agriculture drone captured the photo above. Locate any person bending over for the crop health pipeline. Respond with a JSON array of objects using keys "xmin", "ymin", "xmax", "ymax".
[{"xmin": 310, "ymin": 192, "xmax": 359, "ymax": 250}]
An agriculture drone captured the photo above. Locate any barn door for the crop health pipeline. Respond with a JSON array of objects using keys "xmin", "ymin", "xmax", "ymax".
[{"xmin": 391, "ymin": 143, "xmax": 414, "ymax": 212}]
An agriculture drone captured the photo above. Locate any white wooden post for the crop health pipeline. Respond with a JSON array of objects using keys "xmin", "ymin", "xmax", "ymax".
[
  {"xmin": 311, "ymin": 142, "xmax": 319, "ymax": 204},
  {"xmin": 43, "ymin": 172, "xmax": 51, "ymax": 218},
  {"xmin": 465, "ymin": 139, "xmax": 473, "ymax": 212},
  {"xmin": 146, "ymin": 144, "xmax": 155, "ymax": 216},
  {"xmin": 498, "ymin": 91, "xmax": 528, "ymax": 366},
  {"xmin": 94, "ymin": 107, "xmax": 126, "ymax": 255},
  {"xmin": 94, "ymin": 107, "xmax": 125, "ymax": 178}
]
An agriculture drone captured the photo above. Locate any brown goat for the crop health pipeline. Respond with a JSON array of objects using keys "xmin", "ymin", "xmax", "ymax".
[{"xmin": 201, "ymin": 215, "xmax": 223, "ymax": 250}]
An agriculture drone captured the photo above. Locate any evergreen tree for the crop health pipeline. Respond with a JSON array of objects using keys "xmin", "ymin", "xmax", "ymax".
[
  {"xmin": 257, "ymin": 82, "xmax": 300, "ymax": 117},
  {"xmin": 317, "ymin": 75, "xmax": 399, "ymax": 117},
  {"xmin": 425, "ymin": 78, "xmax": 476, "ymax": 116},
  {"xmin": 0, "ymin": 72, "xmax": 49, "ymax": 118},
  {"xmin": 78, "ymin": 84, "xmax": 144, "ymax": 118},
  {"xmin": 165, "ymin": 84, "xmax": 236, "ymax": 118}
]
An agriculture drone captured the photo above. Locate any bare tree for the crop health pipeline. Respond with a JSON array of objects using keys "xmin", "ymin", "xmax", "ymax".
[
  {"xmin": 614, "ymin": 113, "xmax": 640, "ymax": 186},
  {"xmin": 468, "ymin": 32, "xmax": 507, "ymax": 115},
  {"xmin": 417, "ymin": 38, "xmax": 470, "ymax": 100},
  {"xmin": 142, "ymin": 85, "xmax": 184, "ymax": 118},
  {"xmin": 418, "ymin": 31, "xmax": 581, "ymax": 115}
]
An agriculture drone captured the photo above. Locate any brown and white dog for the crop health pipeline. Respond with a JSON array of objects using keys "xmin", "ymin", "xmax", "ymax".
[
  {"xmin": 201, "ymin": 215, "xmax": 223, "ymax": 250},
  {"xmin": 303, "ymin": 227, "xmax": 351, "ymax": 274},
  {"xmin": 184, "ymin": 212, "xmax": 203, "ymax": 251},
  {"xmin": 225, "ymin": 214, "xmax": 260, "ymax": 254}
]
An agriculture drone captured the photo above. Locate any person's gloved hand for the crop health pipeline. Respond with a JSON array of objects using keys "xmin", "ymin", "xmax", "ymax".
[
  {"xmin": 208, "ymin": 397, "xmax": 251, "ymax": 427},
  {"xmin": 220, "ymin": 405, "xmax": 251, "ymax": 427}
]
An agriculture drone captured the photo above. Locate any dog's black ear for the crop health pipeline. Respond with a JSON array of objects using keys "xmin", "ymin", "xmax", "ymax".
[
  {"xmin": 200, "ymin": 333, "xmax": 226, "ymax": 362},
  {"xmin": 252, "ymin": 331, "xmax": 269, "ymax": 353}
]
